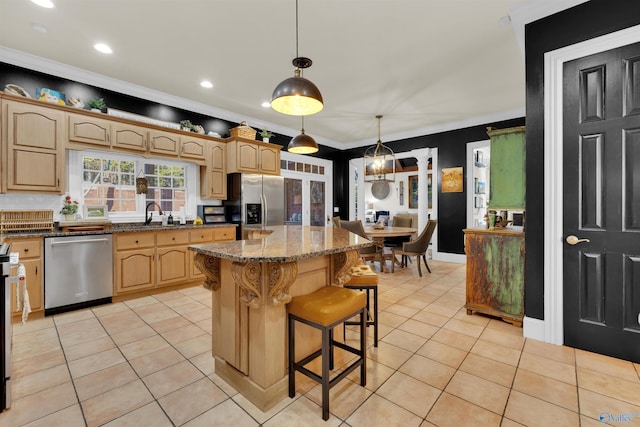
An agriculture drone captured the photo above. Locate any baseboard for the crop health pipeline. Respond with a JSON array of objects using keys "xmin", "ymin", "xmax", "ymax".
[
  {"xmin": 433, "ymin": 252, "xmax": 466, "ymax": 264},
  {"xmin": 523, "ymin": 316, "xmax": 547, "ymax": 342}
]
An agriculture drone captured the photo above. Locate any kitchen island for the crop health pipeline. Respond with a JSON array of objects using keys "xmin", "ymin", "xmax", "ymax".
[{"xmin": 189, "ymin": 225, "xmax": 372, "ymax": 411}]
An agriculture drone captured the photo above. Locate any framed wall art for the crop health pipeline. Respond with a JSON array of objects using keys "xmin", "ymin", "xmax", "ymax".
[{"xmin": 442, "ymin": 167, "xmax": 463, "ymax": 193}]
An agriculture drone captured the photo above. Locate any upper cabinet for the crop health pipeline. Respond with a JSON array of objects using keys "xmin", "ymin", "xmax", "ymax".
[
  {"xmin": 226, "ymin": 138, "xmax": 281, "ymax": 175},
  {"xmin": 3, "ymin": 99, "xmax": 65, "ymax": 193},
  {"xmin": 487, "ymin": 126, "xmax": 526, "ymax": 210},
  {"xmin": 111, "ymin": 121, "xmax": 148, "ymax": 152},
  {"xmin": 179, "ymin": 135, "xmax": 207, "ymax": 163},
  {"xmin": 67, "ymin": 113, "xmax": 111, "ymax": 148},
  {"xmin": 201, "ymin": 140, "xmax": 227, "ymax": 200}
]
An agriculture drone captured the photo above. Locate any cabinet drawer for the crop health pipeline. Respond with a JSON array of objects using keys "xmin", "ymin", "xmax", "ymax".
[
  {"xmin": 116, "ymin": 232, "xmax": 155, "ymax": 250},
  {"xmin": 8, "ymin": 239, "xmax": 41, "ymax": 259},
  {"xmin": 214, "ymin": 227, "xmax": 235, "ymax": 241},
  {"xmin": 156, "ymin": 230, "xmax": 190, "ymax": 246},
  {"xmin": 189, "ymin": 229, "xmax": 214, "ymax": 243}
]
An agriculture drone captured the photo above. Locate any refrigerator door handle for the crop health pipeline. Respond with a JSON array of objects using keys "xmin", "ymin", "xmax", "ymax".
[{"xmin": 261, "ymin": 193, "xmax": 267, "ymax": 228}]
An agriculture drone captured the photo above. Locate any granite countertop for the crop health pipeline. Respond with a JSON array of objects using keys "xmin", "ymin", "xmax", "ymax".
[
  {"xmin": 463, "ymin": 226, "xmax": 524, "ymax": 235},
  {"xmin": 2, "ymin": 222, "xmax": 237, "ymax": 238},
  {"xmin": 189, "ymin": 225, "xmax": 373, "ymax": 263}
]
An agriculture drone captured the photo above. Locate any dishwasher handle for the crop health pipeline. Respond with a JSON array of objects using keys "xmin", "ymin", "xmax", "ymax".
[{"xmin": 50, "ymin": 238, "xmax": 111, "ymax": 246}]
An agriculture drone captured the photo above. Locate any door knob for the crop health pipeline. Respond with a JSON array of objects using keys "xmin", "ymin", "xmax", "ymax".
[{"xmin": 566, "ymin": 235, "xmax": 590, "ymax": 245}]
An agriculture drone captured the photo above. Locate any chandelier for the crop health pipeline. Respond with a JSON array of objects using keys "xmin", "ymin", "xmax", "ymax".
[{"xmin": 364, "ymin": 115, "xmax": 395, "ymax": 182}]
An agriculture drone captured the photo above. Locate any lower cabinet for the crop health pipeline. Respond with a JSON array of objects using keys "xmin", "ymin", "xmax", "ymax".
[
  {"xmin": 5, "ymin": 237, "xmax": 44, "ymax": 319},
  {"xmin": 463, "ymin": 228, "xmax": 525, "ymax": 327},
  {"xmin": 114, "ymin": 226, "xmax": 236, "ymax": 296}
]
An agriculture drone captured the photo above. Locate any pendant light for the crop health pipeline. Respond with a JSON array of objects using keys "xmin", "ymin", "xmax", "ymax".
[
  {"xmin": 288, "ymin": 116, "xmax": 318, "ymax": 154},
  {"xmin": 364, "ymin": 115, "xmax": 395, "ymax": 182},
  {"xmin": 271, "ymin": 0, "xmax": 323, "ymax": 116}
]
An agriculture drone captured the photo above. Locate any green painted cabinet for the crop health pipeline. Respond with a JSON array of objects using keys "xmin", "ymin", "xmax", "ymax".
[
  {"xmin": 464, "ymin": 228, "xmax": 524, "ymax": 326},
  {"xmin": 487, "ymin": 126, "xmax": 526, "ymax": 210}
]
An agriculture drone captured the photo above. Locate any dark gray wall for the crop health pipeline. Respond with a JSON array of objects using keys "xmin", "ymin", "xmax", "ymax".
[{"xmin": 524, "ymin": 0, "xmax": 640, "ymax": 320}]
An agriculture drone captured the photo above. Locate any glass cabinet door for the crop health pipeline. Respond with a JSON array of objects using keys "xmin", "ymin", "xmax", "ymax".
[
  {"xmin": 310, "ymin": 180, "xmax": 325, "ymax": 226},
  {"xmin": 285, "ymin": 178, "xmax": 303, "ymax": 224}
]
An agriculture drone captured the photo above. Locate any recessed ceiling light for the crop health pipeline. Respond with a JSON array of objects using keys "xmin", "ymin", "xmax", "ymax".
[
  {"xmin": 261, "ymin": 101, "xmax": 271, "ymax": 108},
  {"xmin": 31, "ymin": 0, "xmax": 54, "ymax": 8},
  {"xmin": 200, "ymin": 80, "xmax": 213, "ymax": 89},
  {"xmin": 94, "ymin": 43, "xmax": 113, "ymax": 54},
  {"xmin": 31, "ymin": 23, "xmax": 48, "ymax": 33}
]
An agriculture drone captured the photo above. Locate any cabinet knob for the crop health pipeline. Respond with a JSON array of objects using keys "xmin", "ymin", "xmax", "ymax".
[
  {"xmin": 200, "ymin": 235, "xmax": 204, "ymax": 238},
  {"xmin": 24, "ymin": 248, "xmax": 29, "ymax": 252},
  {"xmin": 135, "ymin": 240, "xmax": 139, "ymax": 244},
  {"xmin": 172, "ymin": 237, "xmax": 175, "ymax": 240}
]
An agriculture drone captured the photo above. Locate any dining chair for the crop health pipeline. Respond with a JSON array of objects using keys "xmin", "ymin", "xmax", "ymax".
[
  {"xmin": 339, "ymin": 220, "xmax": 383, "ymax": 268},
  {"xmin": 391, "ymin": 219, "xmax": 437, "ymax": 276},
  {"xmin": 383, "ymin": 215, "xmax": 415, "ymax": 248}
]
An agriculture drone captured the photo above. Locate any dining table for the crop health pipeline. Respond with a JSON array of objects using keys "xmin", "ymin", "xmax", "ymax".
[{"xmin": 364, "ymin": 225, "xmax": 418, "ymax": 272}]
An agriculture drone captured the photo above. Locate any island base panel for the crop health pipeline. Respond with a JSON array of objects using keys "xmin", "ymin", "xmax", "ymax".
[{"xmin": 214, "ymin": 356, "xmax": 289, "ymax": 411}]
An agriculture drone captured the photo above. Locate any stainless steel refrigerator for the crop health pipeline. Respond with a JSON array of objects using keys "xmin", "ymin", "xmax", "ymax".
[{"xmin": 224, "ymin": 173, "xmax": 285, "ymax": 239}]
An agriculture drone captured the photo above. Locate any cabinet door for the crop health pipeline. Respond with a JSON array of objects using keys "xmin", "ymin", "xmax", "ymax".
[
  {"xmin": 112, "ymin": 122, "xmax": 147, "ymax": 152},
  {"xmin": 148, "ymin": 130, "xmax": 179, "ymax": 156},
  {"xmin": 115, "ymin": 248, "xmax": 156, "ymax": 293},
  {"xmin": 201, "ymin": 141, "xmax": 227, "ymax": 199},
  {"xmin": 180, "ymin": 135, "xmax": 207, "ymax": 162},
  {"xmin": 67, "ymin": 113, "xmax": 111, "ymax": 147},
  {"xmin": 10, "ymin": 259, "xmax": 43, "ymax": 314},
  {"xmin": 236, "ymin": 141, "xmax": 260, "ymax": 172},
  {"xmin": 4, "ymin": 100, "xmax": 64, "ymax": 192},
  {"xmin": 488, "ymin": 127, "xmax": 526, "ymax": 210},
  {"xmin": 259, "ymin": 145, "xmax": 280, "ymax": 175},
  {"xmin": 156, "ymin": 246, "xmax": 190, "ymax": 285}
]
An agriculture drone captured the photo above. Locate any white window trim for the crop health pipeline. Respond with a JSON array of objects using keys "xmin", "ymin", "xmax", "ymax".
[{"xmin": 68, "ymin": 150, "xmax": 198, "ymax": 224}]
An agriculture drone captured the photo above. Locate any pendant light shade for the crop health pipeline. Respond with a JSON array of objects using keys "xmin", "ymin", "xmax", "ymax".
[
  {"xmin": 364, "ymin": 115, "xmax": 395, "ymax": 182},
  {"xmin": 288, "ymin": 116, "xmax": 318, "ymax": 154},
  {"xmin": 271, "ymin": 0, "xmax": 323, "ymax": 116}
]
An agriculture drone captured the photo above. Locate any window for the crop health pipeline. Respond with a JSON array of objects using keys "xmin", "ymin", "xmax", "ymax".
[
  {"xmin": 69, "ymin": 150, "xmax": 195, "ymax": 221},
  {"xmin": 82, "ymin": 156, "xmax": 136, "ymax": 212},
  {"xmin": 143, "ymin": 163, "xmax": 186, "ymax": 214}
]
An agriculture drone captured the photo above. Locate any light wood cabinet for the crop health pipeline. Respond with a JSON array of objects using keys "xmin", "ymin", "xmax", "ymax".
[
  {"xmin": 67, "ymin": 113, "xmax": 111, "ymax": 148},
  {"xmin": 201, "ymin": 140, "xmax": 227, "ymax": 199},
  {"xmin": 148, "ymin": 129, "xmax": 180, "ymax": 156},
  {"xmin": 180, "ymin": 135, "xmax": 207, "ymax": 162},
  {"xmin": 3, "ymin": 100, "xmax": 65, "ymax": 193},
  {"xmin": 111, "ymin": 121, "xmax": 148, "ymax": 152},
  {"xmin": 464, "ymin": 228, "xmax": 524, "ymax": 326},
  {"xmin": 5, "ymin": 237, "xmax": 44, "ymax": 320},
  {"xmin": 114, "ymin": 226, "xmax": 235, "ymax": 295},
  {"xmin": 156, "ymin": 229, "xmax": 190, "ymax": 285},
  {"xmin": 114, "ymin": 232, "xmax": 156, "ymax": 294},
  {"xmin": 226, "ymin": 138, "xmax": 281, "ymax": 175}
]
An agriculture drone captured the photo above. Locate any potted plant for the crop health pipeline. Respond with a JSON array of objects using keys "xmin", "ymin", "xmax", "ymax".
[
  {"xmin": 180, "ymin": 120, "xmax": 194, "ymax": 132},
  {"xmin": 88, "ymin": 97, "xmax": 107, "ymax": 113},
  {"xmin": 60, "ymin": 195, "xmax": 79, "ymax": 221},
  {"xmin": 259, "ymin": 129, "xmax": 274, "ymax": 142}
]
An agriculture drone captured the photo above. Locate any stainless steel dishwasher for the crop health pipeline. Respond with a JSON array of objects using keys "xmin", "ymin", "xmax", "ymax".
[{"xmin": 44, "ymin": 234, "xmax": 113, "ymax": 315}]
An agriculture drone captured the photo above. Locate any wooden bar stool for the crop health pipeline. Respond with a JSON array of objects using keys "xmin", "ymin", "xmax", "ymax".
[
  {"xmin": 344, "ymin": 264, "xmax": 379, "ymax": 347},
  {"xmin": 287, "ymin": 286, "xmax": 367, "ymax": 421}
]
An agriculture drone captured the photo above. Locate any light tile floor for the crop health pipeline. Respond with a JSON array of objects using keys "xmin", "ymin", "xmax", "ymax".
[{"xmin": 2, "ymin": 260, "xmax": 640, "ymax": 426}]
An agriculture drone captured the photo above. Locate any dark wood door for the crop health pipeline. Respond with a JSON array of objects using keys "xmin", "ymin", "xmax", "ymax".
[{"xmin": 563, "ymin": 42, "xmax": 640, "ymax": 363}]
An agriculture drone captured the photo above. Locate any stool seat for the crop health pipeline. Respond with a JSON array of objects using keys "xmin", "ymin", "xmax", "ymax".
[
  {"xmin": 345, "ymin": 264, "xmax": 379, "ymax": 285},
  {"xmin": 287, "ymin": 286, "xmax": 366, "ymax": 327},
  {"xmin": 344, "ymin": 264, "xmax": 379, "ymax": 347},
  {"xmin": 288, "ymin": 285, "xmax": 367, "ymax": 420}
]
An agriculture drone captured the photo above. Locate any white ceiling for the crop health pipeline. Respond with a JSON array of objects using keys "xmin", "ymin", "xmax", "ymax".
[{"xmin": 0, "ymin": 0, "xmax": 585, "ymax": 150}]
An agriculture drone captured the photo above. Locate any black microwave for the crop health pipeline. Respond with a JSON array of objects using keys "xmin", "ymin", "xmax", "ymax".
[{"xmin": 197, "ymin": 205, "xmax": 226, "ymax": 224}]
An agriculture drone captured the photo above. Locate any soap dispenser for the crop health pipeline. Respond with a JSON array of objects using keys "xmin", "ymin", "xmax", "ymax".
[{"xmin": 167, "ymin": 212, "xmax": 174, "ymax": 225}]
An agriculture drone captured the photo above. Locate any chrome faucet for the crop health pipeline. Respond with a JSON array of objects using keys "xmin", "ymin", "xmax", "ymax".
[{"xmin": 145, "ymin": 202, "xmax": 163, "ymax": 225}]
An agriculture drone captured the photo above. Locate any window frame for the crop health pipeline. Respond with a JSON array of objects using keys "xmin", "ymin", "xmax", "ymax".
[{"xmin": 68, "ymin": 150, "xmax": 198, "ymax": 223}]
